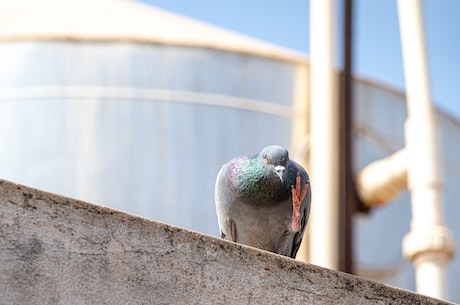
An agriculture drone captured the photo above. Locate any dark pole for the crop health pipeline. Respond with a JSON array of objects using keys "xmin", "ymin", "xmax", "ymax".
[{"xmin": 339, "ymin": 0, "xmax": 354, "ymax": 273}]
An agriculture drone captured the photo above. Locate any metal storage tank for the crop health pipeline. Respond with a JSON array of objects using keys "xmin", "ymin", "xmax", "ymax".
[
  {"xmin": 0, "ymin": 0, "xmax": 308, "ymax": 236},
  {"xmin": 1, "ymin": 0, "xmax": 459, "ymax": 302}
]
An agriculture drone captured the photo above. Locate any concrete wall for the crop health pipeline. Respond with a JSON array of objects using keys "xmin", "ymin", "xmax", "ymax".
[{"xmin": 0, "ymin": 179, "xmax": 454, "ymax": 305}]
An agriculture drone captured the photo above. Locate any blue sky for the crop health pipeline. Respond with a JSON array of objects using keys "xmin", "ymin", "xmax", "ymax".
[{"xmin": 138, "ymin": 0, "xmax": 460, "ymax": 122}]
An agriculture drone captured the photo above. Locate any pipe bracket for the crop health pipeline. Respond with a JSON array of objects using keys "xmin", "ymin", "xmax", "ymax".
[{"xmin": 402, "ymin": 226, "xmax": 455, "ymax": 262}]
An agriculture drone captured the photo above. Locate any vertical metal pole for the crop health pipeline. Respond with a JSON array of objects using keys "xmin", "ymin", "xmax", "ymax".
[
  {"xmin": 339, "ymin": 0, "xmax": 354, "ymax": 274},
  {"xmin": 308, "ymin": 0, "xmax": 340, "ymax": 270}
]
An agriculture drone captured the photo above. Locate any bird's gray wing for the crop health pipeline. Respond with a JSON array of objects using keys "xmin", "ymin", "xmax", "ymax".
[
  {"xmin": 215, "ymin": 163, "xmax": 238, "ymax": 242},
  {"xmin": 220, "ymin": 218, "xmax": 237, "ymax": 242}
]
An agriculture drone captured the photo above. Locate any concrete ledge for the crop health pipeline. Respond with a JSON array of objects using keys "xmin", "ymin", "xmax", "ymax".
[{"xmin": 0, "ymin": 179, "xmax": 454, "ymax": 304}]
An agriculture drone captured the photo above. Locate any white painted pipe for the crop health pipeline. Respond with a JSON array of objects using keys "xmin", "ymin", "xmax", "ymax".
[
  {"xmin": 356, "ymin": 148, "xmax": 407, "ymax": 207},
  {"xmin": 306, "ymin": 0, "xmax": 339, "ymax": 269},
  {"xmin": 397, "ymin": 0, "xmax": 455, "ymax": 300}
]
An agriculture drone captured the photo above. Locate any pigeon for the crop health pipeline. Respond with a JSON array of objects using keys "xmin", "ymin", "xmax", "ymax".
[{"xmin": 215, "ymin": 145, "xmax": 311, "ymax": 258}]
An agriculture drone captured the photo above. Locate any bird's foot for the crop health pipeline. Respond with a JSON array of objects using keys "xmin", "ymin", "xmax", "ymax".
[{"xmin": 290, "ymin": 172, "xmax": 308, "ymax": 232}]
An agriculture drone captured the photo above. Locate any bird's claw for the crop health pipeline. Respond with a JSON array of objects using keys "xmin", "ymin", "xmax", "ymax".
[{"xmin": 290, "ymin": 172, "xmax": 308, "ymax": 232}]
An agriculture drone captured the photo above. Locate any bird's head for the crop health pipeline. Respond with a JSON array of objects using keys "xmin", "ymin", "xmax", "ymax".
[{"xmin": 260, "ymin": 145, "xmax": 289, "ymax": 181}]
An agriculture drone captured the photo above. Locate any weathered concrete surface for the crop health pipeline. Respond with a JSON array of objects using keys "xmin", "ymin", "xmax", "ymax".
[{"xmin": 0, "ymin": 179, "xmax": 454, "ymax": 305}]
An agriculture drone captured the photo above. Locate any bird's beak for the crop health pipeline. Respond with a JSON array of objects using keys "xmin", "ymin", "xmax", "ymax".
[{"xmin": 275, "ymin": 165, "xmax": 285, "ymax": 181}]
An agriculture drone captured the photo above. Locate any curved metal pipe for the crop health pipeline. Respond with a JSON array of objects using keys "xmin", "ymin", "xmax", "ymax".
[{"xmin": 356, "ymin": 148, "xmax": 407, "ymax": 206}]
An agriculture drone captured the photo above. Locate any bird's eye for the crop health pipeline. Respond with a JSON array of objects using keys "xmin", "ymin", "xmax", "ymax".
[{"xmin": 265, "ymin": 156, "xmax": 270, "ymax": 163}]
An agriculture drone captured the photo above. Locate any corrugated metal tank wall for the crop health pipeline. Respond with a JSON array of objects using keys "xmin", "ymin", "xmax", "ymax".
[{"xmin": 0, "ymin": 40, "xmax": 302, "ymax": 235}]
